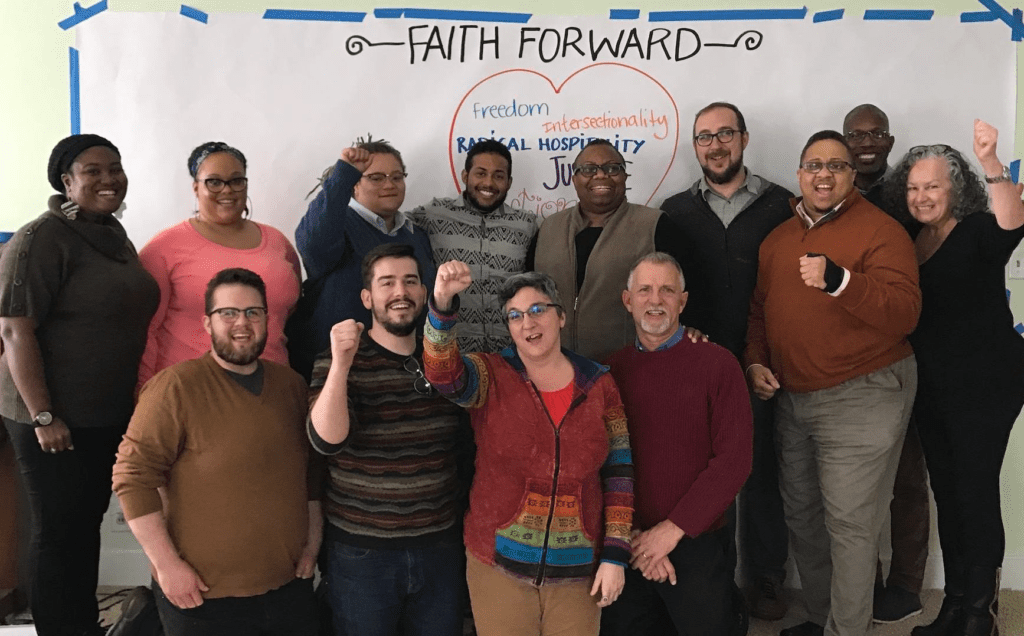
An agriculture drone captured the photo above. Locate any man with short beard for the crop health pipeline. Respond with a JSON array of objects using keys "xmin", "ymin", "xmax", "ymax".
[
  {"xmin": 410, "ymin": 139, "xmax": 539, "ymax": 353},
  {"xmin": 307, "ymin": 243, "xmax": 469, "ymax": 636},
  {"xmin": 113, "ymin": 268, "xmax": 320, "ymax": 636},
  {"xmin": 660, "ymin": 102, "xmax": 793, "ymax": 621}
]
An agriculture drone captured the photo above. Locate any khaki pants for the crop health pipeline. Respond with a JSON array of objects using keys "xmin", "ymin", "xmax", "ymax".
[
  {"xmin": 775, "ymin": 356, "xmax": 917, "ymax": 636},
  {"xmin": 466, "ymin": 552, "xmax": 600, "ymax": 636}
]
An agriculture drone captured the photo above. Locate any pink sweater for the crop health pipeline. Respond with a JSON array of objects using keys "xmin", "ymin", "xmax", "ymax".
[{"xmin": 137, "ymin": 220, "xmax": 301, "ymax": 388}]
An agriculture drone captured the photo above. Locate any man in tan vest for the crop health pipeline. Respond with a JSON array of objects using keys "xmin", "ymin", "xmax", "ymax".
[{"xmin": 532, "ymin": 139, "xmax": 693, "ymax": 362}]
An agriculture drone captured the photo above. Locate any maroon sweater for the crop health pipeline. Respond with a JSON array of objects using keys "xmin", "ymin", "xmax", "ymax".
[{"xmin": 606, "ymin": 339, "xmax": 752, "ymax": 537}]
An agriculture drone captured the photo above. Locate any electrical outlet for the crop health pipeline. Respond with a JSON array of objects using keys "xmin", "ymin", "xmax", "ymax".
[{"xmin": 1010, "ymin": 256, "xmax": 1024, "ymax": 280}]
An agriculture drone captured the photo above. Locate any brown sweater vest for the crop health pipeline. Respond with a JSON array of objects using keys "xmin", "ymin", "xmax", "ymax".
[{"xmin": 535, "ymin": 200, "xmax": 660, "ymax": 362}]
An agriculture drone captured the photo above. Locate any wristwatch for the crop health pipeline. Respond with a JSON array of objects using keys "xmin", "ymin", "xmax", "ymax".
[
  {"xmin": 32, "ymin": 411, "xmax": 53, "ymax": 427},
  {"xmin": 985, "ymin": 165, "xmax": 1013, "ymax": 184}
]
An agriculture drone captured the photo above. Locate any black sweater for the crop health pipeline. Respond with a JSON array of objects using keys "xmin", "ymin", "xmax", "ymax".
[{"xmin": 661, "ymin": 180, "xmax": 793, "ymax": 358}]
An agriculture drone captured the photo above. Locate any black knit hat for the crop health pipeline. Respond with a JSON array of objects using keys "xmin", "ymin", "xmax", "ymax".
[{"xmin": 47, "ymin": 134, "xmax": 120, "ymax": 193}]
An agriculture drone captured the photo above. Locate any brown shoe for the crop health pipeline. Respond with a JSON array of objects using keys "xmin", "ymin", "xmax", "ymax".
[{"xmin": 749, "ymin": 576, "xmax": 788, "ymax": 621}]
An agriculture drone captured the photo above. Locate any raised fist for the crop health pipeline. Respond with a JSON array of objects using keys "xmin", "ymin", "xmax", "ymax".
[
  {"xmin": 341, "ymin": 147, "xmax": 373, "ymax": 173},
  {"xmin": 434, "ymin": 261, "xmax": 473, "ymax": 311}
]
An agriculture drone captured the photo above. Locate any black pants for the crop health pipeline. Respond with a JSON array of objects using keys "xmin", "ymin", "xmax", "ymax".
[
  {"xmin": 4, "ymin": 419, "xmax": 122, "ymax": 636},
  {"xmin": 915, "ymin": 387, "xmax": 1023, "ymax": 591},
  {"xmin": 737, "ymin": 392, "xmax": 788, "ymax": 583},
  {"xmin": 601, "ymin": 527, "xmax": 734, "ymax": 636},
  {"xmin": 154, "ymin": 577, "xmax": 318, "ymax": 636}
]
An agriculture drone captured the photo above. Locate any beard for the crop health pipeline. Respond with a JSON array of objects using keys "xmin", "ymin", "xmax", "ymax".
[
  {"xmin": 701, "ymin": 153, "xmax": 744, "ymax": 185},
  {"xmin": 373, "ymin": 298, "xmax": 426, "ymax": 337},
  {"xmin": 465, "ymin": 189, "xmax": 507, "ymax": 213},
  {"xmin": 212, "ymin": 330, "xmax": 267, "ymax": 367}
]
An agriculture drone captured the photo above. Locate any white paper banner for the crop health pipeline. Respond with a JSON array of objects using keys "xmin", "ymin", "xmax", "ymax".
[{"xmin": 77, "ymin": 12, "xmax": 1015, "ymax": 249}]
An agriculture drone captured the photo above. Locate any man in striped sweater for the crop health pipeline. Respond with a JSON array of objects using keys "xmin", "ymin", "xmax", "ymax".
[{"xmin": 307, "ymin": 243, "xmax": 469, "ymax": 636}]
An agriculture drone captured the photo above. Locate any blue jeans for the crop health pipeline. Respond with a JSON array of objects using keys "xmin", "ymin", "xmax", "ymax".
[{"xmin": 323, "ymin": 537, "xmax": 464, "ymax": 636}]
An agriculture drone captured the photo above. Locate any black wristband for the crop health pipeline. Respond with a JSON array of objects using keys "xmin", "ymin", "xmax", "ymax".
[{"xmin": 806, "ymin": 253, "xmax": 844, "ymax": 294}]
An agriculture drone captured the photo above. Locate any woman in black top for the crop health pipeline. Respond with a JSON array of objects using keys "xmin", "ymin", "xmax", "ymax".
[
  {"xmin": 886, "ymin": 121, "xmax": 1024, "ymax": 636},
  {"xmin": 0, "ymin": 134, "xmax": 159, "ymax": 636}
]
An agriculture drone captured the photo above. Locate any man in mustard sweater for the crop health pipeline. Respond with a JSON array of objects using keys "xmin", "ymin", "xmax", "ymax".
[
  {"xmin": 113, "ymin": 268, "xmax": 320, "ymax": 636},
  {"xmin": 744, "ymin": 131, "xmax": 921, "ymax": 636}
]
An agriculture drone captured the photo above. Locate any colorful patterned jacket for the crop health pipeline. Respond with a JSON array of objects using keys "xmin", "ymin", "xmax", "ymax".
[{"xmin": 424, "ymin": 299, "xmax": 634, "ymax": 585}]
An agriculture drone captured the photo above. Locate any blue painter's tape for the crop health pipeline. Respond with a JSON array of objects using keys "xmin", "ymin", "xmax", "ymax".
[
  {"xmin": 1013, "ymin": 8, "xmax": 1023, "ymax": 40},
  {"xmin": 961, "ymin": 10, "xmax": 999, "ymax": 21},
  {"xmin": 0, "ymin": 233, "xmax": 14, "ymax": 244},
  {"xmin": 373, "ymin": 8, "xmax": 405, "ymax": 18},
  {"xmin": 180, "ymin": 5, "xmax": 208, "ymax": 23},
  {"xmin": 975, "ymin": 0, "xmax": 1024, "ymax": 39},
  {"xmin": 610, "ymin": 9, "xmax": 640, "ymax": 20},
  {"xmin": 58, "ymin": 1, "xmax": 108, "ymax": 30},
  {"xmin": 1016, "ymin": 323, "xmax": 1024, "ymax": 335},
  {"xmin": 400, "ymin": 8, "xmax": 531, "ymax": 23},
  {"xmin": 650, "ymin": 7, "xmax": 808, "ymax": 21},
  {"xmin": 1007, "ymin": 289, "xmax": 1012, "ymax": 303},
  {"xmin": 69, "ymin": 47, "xmax": 80, "ymax": 135},
  {"xmin": 1011, "ymin": 160, "xmax": 1020, "ymax": 183},
  {"xmin": 262, "ymin": 9, "xmax": 365, "ymax": 22},
  {"xmin": 863, "ymin": 9, "xmax": 934, "ymax": 20},
  {"xmin": 813, "ymin": 9, "xmax": 844, "ymax": 22}
]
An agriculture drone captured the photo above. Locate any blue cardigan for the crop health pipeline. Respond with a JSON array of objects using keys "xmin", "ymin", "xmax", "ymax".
[{"xmin": 294, "ymin": 160, "xmax": 435, "ymax": 375}]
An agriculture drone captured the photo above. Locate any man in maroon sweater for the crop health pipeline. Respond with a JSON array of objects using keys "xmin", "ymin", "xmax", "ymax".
[{"xmin": 601, "ymin": 252, "xmax": 752, "ymax": 636}]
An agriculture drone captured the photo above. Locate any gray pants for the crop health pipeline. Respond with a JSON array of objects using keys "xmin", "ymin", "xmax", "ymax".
[{"xmin": 775, "ymin": 356, "xmax": 917, "ymax": 636}]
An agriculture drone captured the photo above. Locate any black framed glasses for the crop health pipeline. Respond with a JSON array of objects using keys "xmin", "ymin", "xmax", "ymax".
[
  {"xmin": 845, "ymin": 130, "xmax": 890, "ymax": 143},
  {"xmin": 799, "ymin": 160, "xmax": 854, "ymax": 174},
  {"xmin": 573, "ymin": 163, "xmax": 626, "ymax": 177},
  {"xmin": 202, "ymin": 177, "xmax": 248, "ymax": 192},
  {"xmin": 693, "ymin": 129, "xmax": 743, "ymax": 146},
  {"xmin": 506, "ymin": 303, "xmax": 561, "ymax": 323},
  {"xmin": 207, "ymin": 306, "xmax": 267, "ymax": 322},
  {"xmin": 403, "ymin": 357, "xmax": 433, "ymax": 395},
  {"xmin": 363, "ymin": 172, "xmax": 408, "ymax": 185}
]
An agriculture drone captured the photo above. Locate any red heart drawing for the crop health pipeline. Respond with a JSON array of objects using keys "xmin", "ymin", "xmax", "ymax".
[{"xmin": 448, "ymin": 63, "xmax": 680, "ymax": 218}]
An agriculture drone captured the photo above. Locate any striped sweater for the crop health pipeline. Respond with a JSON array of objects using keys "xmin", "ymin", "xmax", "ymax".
[
  {"xmin": 307, "ymin": 333, "xmax": 468, "ymax": 548},
  {"xmin": 424, "ymin": 299, "xmax": 634, "ymax": 585}
]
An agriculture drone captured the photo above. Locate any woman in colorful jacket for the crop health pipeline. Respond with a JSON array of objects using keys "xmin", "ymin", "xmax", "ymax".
[{"xmin": 424, "ymin": 261, "xmax": 634, "ymax": 636}]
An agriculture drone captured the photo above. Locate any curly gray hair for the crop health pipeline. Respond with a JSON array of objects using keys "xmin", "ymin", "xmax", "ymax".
[{"xmin": 884, "ymin": 144, "xmax": 990, "ymax": 222}]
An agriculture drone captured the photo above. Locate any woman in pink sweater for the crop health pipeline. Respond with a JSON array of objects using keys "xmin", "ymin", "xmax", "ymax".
[{"xmin": 137, "ymin": 142, "xmax": 301, "ymax": 388}]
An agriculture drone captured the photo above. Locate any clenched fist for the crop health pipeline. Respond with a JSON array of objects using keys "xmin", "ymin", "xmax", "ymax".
[
  {"xmin": 330, "ymin": 319, "xmax": 364, "ymax": 369},
  {"xmin": 434, "ymin": 261, "xmax": 473, "ymax": 311},
  {"xmin": 341, "ymin": 147, "xmax": 373, "ymax": 173}
]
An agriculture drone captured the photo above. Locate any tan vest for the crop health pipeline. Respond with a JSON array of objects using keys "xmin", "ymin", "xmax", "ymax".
[{"xmin": 535, "ymin": 200, "xmax": 660, "ymax": 362}]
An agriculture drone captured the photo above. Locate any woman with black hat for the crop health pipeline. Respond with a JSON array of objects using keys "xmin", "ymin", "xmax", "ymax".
[{"xmin": 0, "ymin": 134, "xmax": 159, "ymax": 636}]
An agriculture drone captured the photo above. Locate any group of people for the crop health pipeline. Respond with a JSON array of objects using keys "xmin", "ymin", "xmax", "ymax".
[{"xmin": 0, "ymin": 98, "xmax": 1020, "ymax": 636}]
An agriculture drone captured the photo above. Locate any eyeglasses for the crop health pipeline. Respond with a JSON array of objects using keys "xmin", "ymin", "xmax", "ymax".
[
  {"xmin": 403, "ymin": 357, "xmax": 433, "ymax": 395},
  {"xmin": 908, "ymin": 144, "xmax": 953, "ymax": 154},
  {"xmin": 800, "ymin": 160, "xmax": 854, "ymax": 174},
  {"xmin": 208, "ymin": 306, "xmax": 267, "ymax": 322},
  {"xmin": 202, "ymin": 177, "xmax": 248, "ymax": 193},
  {"xmin": 845, "ymin": 130, "xmax": 890, "ymax": 143},
  {"xmin": 506, "ymin": 303, "xmax": 561, "ymax": 323},
  {"xmin": 573, "ymin": 163, "xmax": 626, "ymax": 177},
  {"xmin": 693, "ymin": 129, "xmax": 743, "ymax": 146},
  {"xmin": 363, "ymin": 172, "xmax": 407, "ymax": 185}
]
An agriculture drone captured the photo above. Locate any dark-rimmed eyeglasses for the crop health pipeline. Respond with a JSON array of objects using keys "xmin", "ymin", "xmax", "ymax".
[
  {"xmin": 207, "ymin": 306, "xmax": 267, "ymax": 322},
  {"xmin": 844, "ymin": 130, "xmax": 890, "ymax": 143},
  {"xmin": 202, "ymin": 177, "xmax": 248, "ymax": 193},
  {"xmin": 573, "ymin": 163, "xmax": 626, "ymax": 177},
  {"xmin": 694, "ymin": 129, "xmax": 743, "ymax": 146},
  {"xmin": 800, "ymin": 160, "xmax": 854, "ymax": 174},
  {"xmin": 403, "ymin": 357, "xmax": 433, "ymax": 395},
  {"xmin": 506, "ymin": 303, "xmax": 561, "ymax": 323},
  {"xmin": 363, "ymin": 172, "xmax": 408, "ymax": 185}
]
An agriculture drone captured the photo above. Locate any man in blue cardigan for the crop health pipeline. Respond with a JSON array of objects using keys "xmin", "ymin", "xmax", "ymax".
[{"xmin": 293, "ymin": 140, "xmax": 436, "ymax": 379}]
